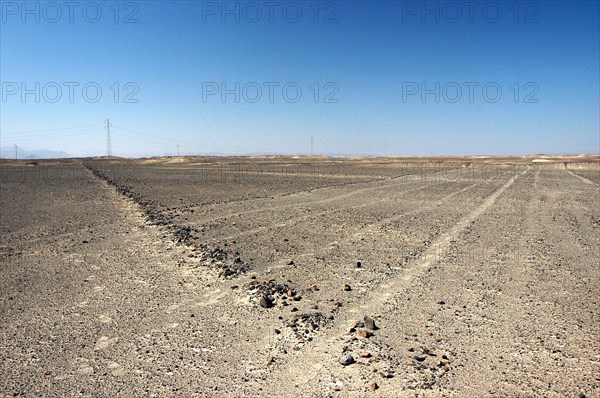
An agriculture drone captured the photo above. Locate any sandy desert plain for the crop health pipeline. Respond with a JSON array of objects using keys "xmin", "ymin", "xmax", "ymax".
[{"xmin": 0, "ymin": 155, "xmax": 599, "ymax": 397}]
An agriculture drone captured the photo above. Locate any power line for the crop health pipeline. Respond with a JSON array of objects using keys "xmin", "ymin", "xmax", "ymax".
[
  {"xmin": 113, "ymin": 127, "xmax": 207, "ymax": 153},
  {"xmin": 3, "ymin": 128, "xmax": 104, "ymax": 141},
  {"xmin": 114, "ymin": 130, "xmax": 178, "ymax": 147},
  {"xmin": 114, "ymin": 126, "xmax": 177, "ymax": 143},
  {"xmin": 114, "ymin": 125, "xmax": 285, "ymax": 155},
  {"xmin": 1, "ymin": 124, "xmax": 103, "ymax": 135}
]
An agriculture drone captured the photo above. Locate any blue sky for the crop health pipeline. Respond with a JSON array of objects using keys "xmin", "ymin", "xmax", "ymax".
[{"xmin": 1, "ymin": 0, "xmax": 598, "ymax": 157}]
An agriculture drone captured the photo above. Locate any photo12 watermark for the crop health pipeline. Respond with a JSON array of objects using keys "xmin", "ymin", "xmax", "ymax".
[
  {"xmin": 1, "ymin": 1, "xmax": 140, "ymax": 23},
  {"xmin": 200, "ymin": 1, "xmax": 339, "ymax": 23},
  {"xmin": 401, "ymin": 81, "xmax": 539, "ymax": 104},
  {"xmin": 202, "ymin": 81, "xmax": 339, "ymax": 103},
  {"xmin": 400, "ymin": 1, "xmax": 539, "ymax": 24},
  {"xmin": 1, "ymin": 82, "xmax": 140, "ymax": 103}
]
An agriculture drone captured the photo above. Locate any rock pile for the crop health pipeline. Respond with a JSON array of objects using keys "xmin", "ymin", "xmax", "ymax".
[
  {"xmin": 172, "ymin": 225, "xmax": 198, "ymax": 245},
  {"xmin": 338, "ymin": 317, "xmax": 400, "ymax": 381},
  {"xmin": 402, "ymin": 345, "xmax": 452, "ymax": 390},
  {"xmin": 84, "ymin": 164, "xmax": 199, "ymax": 244},
  {"xmin": 84, "ymin": 165, "xmax": 172, "ymax": 226},
  {"xmin": 338, "ymin": 317, "xmax": 453, "ymax": 390},
  {"xmin": 245, "ymin": 279, "xmax": 301, "ymax": 308},
  {"xmin": 285, "ymin": 312, "xmax": 329, "ymax": 344},
  {"xmin": 196, "ymin": 245, "xmax": 249, "ymax": 278}
]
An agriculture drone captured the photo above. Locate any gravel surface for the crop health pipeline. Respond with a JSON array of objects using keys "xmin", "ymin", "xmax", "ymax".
[{"xmin": 1, "ymin": 156, "xmax": 598, "ymax": 397}]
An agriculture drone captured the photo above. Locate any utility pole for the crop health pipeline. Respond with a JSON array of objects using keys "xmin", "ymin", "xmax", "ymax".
[
  {"xmin": 105, "ymin": 118, "xmax": 112, "ymax": 158},
  {"xmin": 310, "ymin": 135, "xmax": 314, "ymax": 156},
  {"xmin": 177, "ymin": 145, "xmax": 180, "ymax": 157},
  {"xmin": 14, "ymin": 144, "xmax": 17, "ymax": 160}
]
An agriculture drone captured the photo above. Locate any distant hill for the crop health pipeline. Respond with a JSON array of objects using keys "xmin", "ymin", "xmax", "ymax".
[{"xmin": 0, "ymin": 147, "xmax": 72, "ymax": 159}]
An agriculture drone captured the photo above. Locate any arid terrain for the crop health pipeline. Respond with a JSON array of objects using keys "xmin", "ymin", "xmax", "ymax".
[{"xmin": 1, "ymin": 155, "xmax": 599, "ymax": 397}]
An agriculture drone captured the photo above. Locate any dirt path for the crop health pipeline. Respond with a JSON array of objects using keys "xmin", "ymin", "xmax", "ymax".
[
  {"xmin": 566, "ymin": 169, "xmax": 598, "ymax": 186},
  {"xmin": 241, "ymin": 170, "xmax": 526, "ymax": 395},
  {"xmin": 239, "ymin": 168, "xmax": 600, "ymax": 397}
]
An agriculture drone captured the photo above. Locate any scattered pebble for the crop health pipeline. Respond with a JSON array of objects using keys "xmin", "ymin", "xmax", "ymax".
[
  {"xmin": 339, "ymin": 355, "xmax": 355, "ymax": 366},
  {"xmin": 364, "ymin": 316, "xmax": 376, "ymax": 330},
  {"xmin": 381, "ymin": 371, "xmax": 394, "ymax": 379},
  {"xmin": 306, "ymin": 284, "xmax": 319, "ymax": 291},
  {"xmin": 259, "ymin": 295, "xmax": 273, "ymax": 308}
]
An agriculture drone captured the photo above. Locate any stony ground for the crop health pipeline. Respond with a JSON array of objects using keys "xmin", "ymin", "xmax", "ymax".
[{"xmin": 1, "ymin": 157, "xmax": 598, "ymax": 397}]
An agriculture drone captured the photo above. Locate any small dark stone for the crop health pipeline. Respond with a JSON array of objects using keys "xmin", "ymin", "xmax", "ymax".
[
  {"xmin": 274, "ymin": 328, "xmax": 281, "ymax": 334},
  {"xmin": 339, "ymin": 355, "xmax": 355, "ymax": 366},
  {"xmin": 356, "ymin": 261, "xmax": 362, "ymax": 268},
  {"xmin": 437, "ymin": 300, "xmax": 446, "ymax": 305},
  {"xmin": 364, "ymin": 316, "xmax": 376, "ymax": 330},
  {"xmin": 259, "ymin": 295, "xmax": 273, "ymax": 308},
  {"xmin": 414, "ymin": 355, "xmax": 427, "ymax": 362}
]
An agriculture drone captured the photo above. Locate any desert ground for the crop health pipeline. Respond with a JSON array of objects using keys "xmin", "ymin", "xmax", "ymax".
[{"xmin": 1, "ymin": 155, "xmax": 598, "ymax": 397}]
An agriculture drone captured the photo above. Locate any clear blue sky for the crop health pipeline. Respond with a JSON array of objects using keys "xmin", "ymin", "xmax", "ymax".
[{"xmin": 1, "ymin": 0, "xmax": 598, "ymax": 157}]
